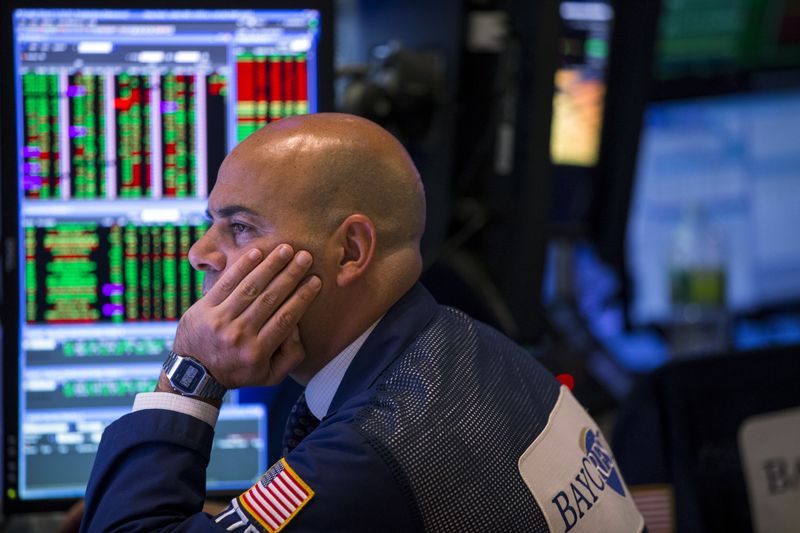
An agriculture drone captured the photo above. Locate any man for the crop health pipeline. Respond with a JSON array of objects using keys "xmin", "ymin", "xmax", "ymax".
[{"xmin": 82, "ymin": 113, "xmax": 644, "ymax": 532}]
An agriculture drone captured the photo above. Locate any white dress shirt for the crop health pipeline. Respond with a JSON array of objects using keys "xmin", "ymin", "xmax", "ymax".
[
  {"xmin": 133, "ymin": 319, "xmax": 381, "ymax": 426},
  {"xmin": 304, "ymin": 319, "xmax": 379, "ymax": 420}
]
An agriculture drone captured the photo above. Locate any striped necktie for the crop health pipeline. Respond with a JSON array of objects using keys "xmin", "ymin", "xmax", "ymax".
[{"xmin": 281, "ymin": 392, "xmax": 320, "ymax": 456}]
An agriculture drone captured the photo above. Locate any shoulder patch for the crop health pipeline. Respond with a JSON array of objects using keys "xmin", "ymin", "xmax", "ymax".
[
  {"xmin": 237, "ymin": 458, "xmax": 315, "ymax": 532},
  {"xmin": 518, "ymin": 387, "xmax": 644, "ymax": 533}
]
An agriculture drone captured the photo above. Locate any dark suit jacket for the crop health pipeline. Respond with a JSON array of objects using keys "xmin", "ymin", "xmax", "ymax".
[{"xmin": 82, "ymin": 284, "xmax": 641, "ymax": 532}]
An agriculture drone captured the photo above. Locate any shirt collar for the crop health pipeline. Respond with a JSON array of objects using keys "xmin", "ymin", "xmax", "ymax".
[{"xmin": 305, "ymin": 319, "xmax": 381, "ymax": 420}]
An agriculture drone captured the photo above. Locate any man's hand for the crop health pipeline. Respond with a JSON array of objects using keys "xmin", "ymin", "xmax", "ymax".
[{"xmin": 171, "ymin": 245, "xmax": 321, "ymax": 389}]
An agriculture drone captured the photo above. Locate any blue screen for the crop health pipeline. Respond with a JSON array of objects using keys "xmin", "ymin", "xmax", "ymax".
[{"xmin": 627, "ymin": 88, "xmax": 800, "ymax": 325}]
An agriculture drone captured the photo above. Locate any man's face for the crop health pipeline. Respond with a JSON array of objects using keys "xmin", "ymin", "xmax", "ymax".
[{"xmin": 188, "ymin": 148, "xmax": 312, "ymax": 294}]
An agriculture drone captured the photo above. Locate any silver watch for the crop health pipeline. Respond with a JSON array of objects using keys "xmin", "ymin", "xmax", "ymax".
[{"xmin": 163, "ymin": 351, "xmax": 227, "ymax": 401}]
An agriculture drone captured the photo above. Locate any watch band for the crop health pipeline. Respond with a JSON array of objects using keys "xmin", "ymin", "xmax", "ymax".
[{"xmin": 163, "ymin": 351, "xmax": 227, "ymax": 401}]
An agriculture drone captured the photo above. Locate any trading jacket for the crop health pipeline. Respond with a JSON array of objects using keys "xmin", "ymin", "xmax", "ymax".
[{"xmin": 82, "ymin": 283, "xmax": 644, "ymax": 532}]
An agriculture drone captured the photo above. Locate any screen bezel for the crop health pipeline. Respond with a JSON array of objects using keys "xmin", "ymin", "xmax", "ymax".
[{"xmin": 1, "ymin": 0, "xmax": 333, "ymax": 514}]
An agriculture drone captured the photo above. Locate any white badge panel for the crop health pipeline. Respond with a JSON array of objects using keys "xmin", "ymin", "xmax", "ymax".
[
  {"xmin": 518, "ymin": 387, "xmax": 644, "ymax": 533},
  {"xmin": 739, "ymin": 406, "xmax": 800, "ymax": 533}
]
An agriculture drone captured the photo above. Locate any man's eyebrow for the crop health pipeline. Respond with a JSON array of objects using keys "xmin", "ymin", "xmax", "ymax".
[{"xmin": 205, "ymin": 205, "xmax": 260, "ymax": 219}]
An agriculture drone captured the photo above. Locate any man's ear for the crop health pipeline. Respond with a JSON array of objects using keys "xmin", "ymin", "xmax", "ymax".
[{"xmin": 334, "ymin": 214, "xmax": 376, "ymax": 287}]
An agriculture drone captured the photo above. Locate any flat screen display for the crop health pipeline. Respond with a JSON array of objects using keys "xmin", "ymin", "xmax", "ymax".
[
  {"xmin": 654, "ymin": 0, "xmax": 800, "ymax": 80},
  {"xmin": 626, "ymin": 88, "xmax": 800, "ymax": 325},
  {"xmin": 550, "ymin": 0, "xmax": 613, "ymax": 168},
  {"xmin": 2, "ymin": 3, "xmax": 330, "ymax": 509}
]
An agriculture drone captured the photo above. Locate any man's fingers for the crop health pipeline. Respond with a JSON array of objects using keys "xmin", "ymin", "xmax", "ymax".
[
  {"xmin": 204, "ymin": 247, "xmax": 277, "ymax": 306},
  {"xmin": 239, "ymin": 250, "xmax": 315, "ymax": 326},
  {"xmin": 220, "ymin": 245, "xmax": 296, "ymax": 319},
  {"xmin": 256, "ymin": 275, "xmax": 322, "ymax": 347}
]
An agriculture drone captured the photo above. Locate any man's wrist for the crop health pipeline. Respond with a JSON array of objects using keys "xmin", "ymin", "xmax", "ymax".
[
  {"xmin": 161, "ymin": 351, "xmax": 228, "ymax": 402},
  {"xmin": 156, "ymin": 371, "xmax": 223, "ymax": 409}
]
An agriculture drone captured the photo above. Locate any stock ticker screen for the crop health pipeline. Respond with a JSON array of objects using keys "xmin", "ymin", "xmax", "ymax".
[{"xmin": 8, "ymin": 7, "xmax": 323, "ymax": 501}]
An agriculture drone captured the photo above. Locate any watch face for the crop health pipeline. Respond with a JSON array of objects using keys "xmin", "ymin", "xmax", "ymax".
[{"xmin": 172, "ymin": 359, "xmax": 204, "ymax": 393}]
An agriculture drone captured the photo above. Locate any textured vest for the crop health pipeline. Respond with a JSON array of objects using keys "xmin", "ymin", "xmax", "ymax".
[{"xmin": 353, "ymin": 306, "xmax": 559, "ymax": 532}]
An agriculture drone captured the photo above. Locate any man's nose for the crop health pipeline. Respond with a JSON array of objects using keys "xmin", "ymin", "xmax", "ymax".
[{"xmin": 188, "ymin": 226, "xmax": 225, "ymax": 272}]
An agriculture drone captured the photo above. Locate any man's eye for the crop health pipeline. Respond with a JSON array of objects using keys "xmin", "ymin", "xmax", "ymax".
[{"xmin": 231, "ymin": 222, "xmax": 249, "ymax": 234}]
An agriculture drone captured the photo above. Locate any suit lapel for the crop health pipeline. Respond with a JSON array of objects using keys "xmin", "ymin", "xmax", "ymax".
[{"xmin": 325, "ymin": 283, "xmax": 438, "ymax": 418}]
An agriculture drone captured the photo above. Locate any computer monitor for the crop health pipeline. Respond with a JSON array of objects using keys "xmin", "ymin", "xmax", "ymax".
[
  {"xmin": 626, "ymin": 87, "xmax": 800, "ymax": 327},
  {"xmin": 550, "ymin": 0, "xmax": 613, "ymax": 168},
  {"xmin": 653, "ymin": 0, "xmax": 800, "ymax": 81},
  {"xmin": 1, "ymin": 1, "xmax": 332, "ymax": 512},
  {"xmin": 548, "ymin": 0, "xmax": 614, "ymax": 230}
]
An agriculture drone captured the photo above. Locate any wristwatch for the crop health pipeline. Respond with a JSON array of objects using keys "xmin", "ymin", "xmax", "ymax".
[{"xmin": 162, "ymin": 351, "xmax": 227, "ymax": 401}]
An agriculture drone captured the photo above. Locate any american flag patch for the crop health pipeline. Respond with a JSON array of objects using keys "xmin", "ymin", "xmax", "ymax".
[
  {"xmin": 238, "ymin": 458, "xmax": 314, "ymax": 532},
  {"xmin": 631, "ymin": 484, "xmax": 674, "ymax": 533}
]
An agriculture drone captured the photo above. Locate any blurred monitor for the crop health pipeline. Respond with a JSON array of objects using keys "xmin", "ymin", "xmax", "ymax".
[
  {"xmin": 654, "ymin": 0, "xmax": 800, "ymax": 81},
  {"xmin": 1, "ymin": 2, "xmax": 332, "ymax": 512},
  {"xmin": 550, "ymin": 0, "xmax": 614, "ymax": 168},
  {"xmin": 549, "ymin": 0, "xmax": 615, "ymax": 231},
  {"xmin": 626, "ymin": 87, "xmax": 800, "ymax": 326}
]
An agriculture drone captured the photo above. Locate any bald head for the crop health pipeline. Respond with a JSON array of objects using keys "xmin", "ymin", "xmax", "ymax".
[
  {"xmin": 229, "ymin": 113, "xmax": 426, "ymax": 254},
  {"xmin": 198, "ymin": 114, "xmax": 427, "ymax": 380}
]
